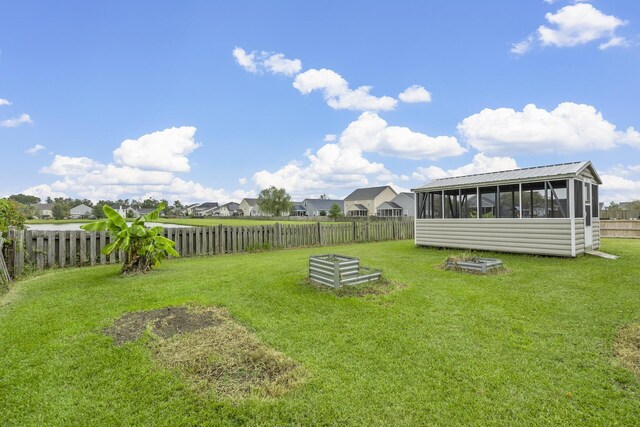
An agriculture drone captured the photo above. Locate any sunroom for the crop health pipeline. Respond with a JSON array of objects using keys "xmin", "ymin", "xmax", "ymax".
[{"xmin": 412, "ymin": 161, "xmax": 602, "ymax": 257}]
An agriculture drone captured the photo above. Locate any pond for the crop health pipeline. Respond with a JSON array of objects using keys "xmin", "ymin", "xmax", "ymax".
[{"xmin": 27, "ymin": 222, "xmax": 194, "ymax": 231}]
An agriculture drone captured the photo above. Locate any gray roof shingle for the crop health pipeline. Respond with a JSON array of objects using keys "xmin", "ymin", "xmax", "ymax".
[{"xmin": 344, "ymin": 186, "xmax": 395, "ymax": 201}]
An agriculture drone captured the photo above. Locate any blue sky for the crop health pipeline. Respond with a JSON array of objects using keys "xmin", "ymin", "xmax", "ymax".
[{"xmin": 1, "ymin": 0, "xmax": 639, "ymax": 203}]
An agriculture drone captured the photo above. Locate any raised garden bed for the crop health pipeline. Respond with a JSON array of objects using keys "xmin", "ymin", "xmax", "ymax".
[
  {"xmin": 445, "ymin": 257, "xmax": 503, "ymax": 274},
  {"xmin": 309, "ymin": 254, "xmax": 381, "ymax": 288}
]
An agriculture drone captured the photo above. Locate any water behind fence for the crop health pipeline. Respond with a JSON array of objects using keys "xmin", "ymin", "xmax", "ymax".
[{"xmin": 3, "ymin": 220, "xmax": 414, "ymax": 277}]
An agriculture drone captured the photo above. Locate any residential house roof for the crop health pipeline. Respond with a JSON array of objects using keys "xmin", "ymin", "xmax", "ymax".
[
  {"xmin": 344, "ymin": 186, "xmax": 396, "ymax": 201},
  {"xmin": 304, "ymin": 199, "xmax": 344, "ymax": 211},
  {"xmin": 221, "ymin": 202, "xmax": 240, "ymax": 210},
  {"xmin": 242, "ymin": 198, "xmax": 259, "ymax": 206},
  {"xmin": 377, "ymin": 201, "xmax": 402, "ymax": 210},
  {"xmin": 195, "ymin": 202, "xmax": 219, "ymax": 210},
  {"xmin": 349, "ymin": 204, "xmax": 368, "ymax": 211},
  {"xmin": 413, "ymin": 161, "xmax": 602, "ymax": 191},
  {"xmin": 35, "ymin": 203, "xmax": 53, "ymax": 210}
]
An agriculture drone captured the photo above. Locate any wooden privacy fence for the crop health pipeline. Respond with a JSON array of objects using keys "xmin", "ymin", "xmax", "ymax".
[
  {"xmin": 600, "ymin": 220, "xmax": 640, "ymax": 238},
  {"xmin": 5, "ymin": 220, "xmax": 414, "ymax": 276}
]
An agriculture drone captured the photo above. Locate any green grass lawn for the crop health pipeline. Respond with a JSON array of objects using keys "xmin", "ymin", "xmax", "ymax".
[{"xmin": 1, "ymin": 239, "xmax": 639, "ymax": 426}]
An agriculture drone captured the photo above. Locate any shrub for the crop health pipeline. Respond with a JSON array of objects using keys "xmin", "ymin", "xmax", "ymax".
[{"xmin": 81, "ymin": 202, "xmax": 178, "ymax": 274}]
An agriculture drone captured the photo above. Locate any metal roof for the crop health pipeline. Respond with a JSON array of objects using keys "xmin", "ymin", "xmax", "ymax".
[
  {"xmin": 413, "ymin": 161, "xmax": 602, "ymax": 191},
  {"xmin": 345, "ymin": 186, "xmax": 396, "ymax": 201}
]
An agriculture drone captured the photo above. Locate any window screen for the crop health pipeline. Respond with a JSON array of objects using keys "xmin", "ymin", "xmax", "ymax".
[{"xmin": 574, "ymin": 180, "xmax": 583, "ymax": 218}]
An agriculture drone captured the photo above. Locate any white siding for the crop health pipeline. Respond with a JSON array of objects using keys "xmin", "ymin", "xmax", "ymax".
[
  {"xmin": 592, "ymin": 218, "xmax": 600, "ymax": 250},
  {"xmin": 574, "ymin": 219, "xmax": 585, "ymax": 255},
  {"xmin": 416, "ymin": 218, "xmax": 574, "ymax": 257}
]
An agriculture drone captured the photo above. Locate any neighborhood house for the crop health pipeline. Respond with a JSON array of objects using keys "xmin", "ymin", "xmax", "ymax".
[
  {"xmin": 344, "ymin": 186, "xmax": 398, "ymax": 217},
  {"xmin": 413, "ymin": 161, "xmax": 601, "ymax": 257}
]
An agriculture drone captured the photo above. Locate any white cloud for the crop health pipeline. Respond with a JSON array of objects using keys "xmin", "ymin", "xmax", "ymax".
[
  {"xmin": 412, "ymin": 153, "xmax": 518, "ymax": 182},
  {"xmin": 232, "ymin": 47, "xmax": 257, "ymax": 73},
  {"xmin": 238, "ymin": 177, "xmax": 247, "ymax": 185},
  {"xmin": 458, "ymin": 102, "xmax": 637, "ymax": 154},
  {"xmin": 233, "ymin": 47, "xmax": 302, "ymax": 76},
  {"xmin": 539, "ymin": 4, "xmax": 627, "ymax": 47},
  {"xmin": 262, "ymin": 53, "xmax": 302, "ymax": 76},
  {"xmin": 252, "ymin": 113, "xmax": 464, "ymax": 197},
  {"xmin": 25, "ymin": 144, "xmax": 46, "ymax": 155},
  {"xmin": 23, "ymin": 184, "xmax": 68, "ymax": 200},
  {"xmin": 293, "ymin": 68, "xmax": 398, "ymax": 111},
  {"xmin": 1, "ymin": 113, "xmax": 32, "ymax": 128},
  {"xmin": 341, "ymin": 112, "xmax": 465, "ymax": 160},
  {"xmin": 513, "ymin": 3, "xmax": 630, "ymax": 54},
  {"xmin": 113, "ymin": 126, "xmax": 200, "ymax": 173},
  {"xmin": 323, "ymin": 134, "xmax": 337, "ymax": 142},
  {"xmin": 511, "ymin": 35, "xmax": 535, "ymax": 55},
  {"xmin": 29, "ymin": 127, "xmax": 249, "ymax": 203},
  {"xmin": 0, "ymin": 98, "xmax": 11, "ymax": 106},
  {"xmin": 398, "ymin": 85, "xmax": 432, "ymax": 103}
]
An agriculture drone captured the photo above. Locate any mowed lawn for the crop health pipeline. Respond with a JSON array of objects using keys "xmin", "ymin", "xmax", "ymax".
[{"xmin": 1, "ymin": 239, "xmax": 639, "ymax": 426}]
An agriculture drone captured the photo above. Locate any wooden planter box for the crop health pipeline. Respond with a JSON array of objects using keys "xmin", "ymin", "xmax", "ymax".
[
  {"xmin": 446, "ymin": 257, "xmax": 503, "ymax": 273},
  {"xmin": 309, "ymin": 254, "xmax": 381, "ymax": 288}
]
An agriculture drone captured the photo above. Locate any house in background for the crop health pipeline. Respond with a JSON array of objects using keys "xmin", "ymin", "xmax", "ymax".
[
  {"xmin": 70, "ymin": 204, "xmax": 93, "ymax": 219},
  {"xmin": 344, "ymin": 186, "xmax": 397, "ymax": 217},
  {"xmin": 377, "ymin": 193, "xmax": 415, "ymax": 218},
  {"xmin": 193, "ymin": 202, "xmax": 219, "ymax": 217},
  {"xmin": 183, "ymin": 203, "xmax": 200, "ymax": 216},
  {"xmin": 137, "ymin": 207, "xmax": 166, "ymax": 218},
  {"xmin": 214, "ymin": 202, "xmax": 241, "ymax": 216},
  {"xmin": 34, "ymin": 203, "xmax": 53, "ymax": 219},
  {"xmin": 413, "ymin": 161, "xmax": 602, "ymax": 257},
  {"xmin": 290, "ymin": 202, "xmax": 307, "ymax": 217},
  {"xmin": 303, "ymin": 199, "xmax": 344, "ymax": 217},
  {"xmin": 239, "ymin": 198, "xmax": 271, "ymax": 216}
]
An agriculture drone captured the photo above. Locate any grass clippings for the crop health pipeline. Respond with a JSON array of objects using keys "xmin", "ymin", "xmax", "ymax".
[
  {"xmin": 441, "ymin": 253, "xmax": 509, "ymax": 275},
  {"xmin": 105, "ymin": 306, "xmax": 304, "ymax": 399},
  {"xmin": 614, "ymin": 323, "xmax": 640, "ymax": 377},
  {"xmin": 302, "ymin": 277, "xmax": 406, "ymax": 297}
]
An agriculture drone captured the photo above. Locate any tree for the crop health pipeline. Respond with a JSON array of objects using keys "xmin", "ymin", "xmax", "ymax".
[
  {"xmin": 52, "ymin": 202, "xmax": 70, "ymax": 220},
  {"xmin": 328, "ymin": 203, "xmax": 343, "ymax": 221},
  {"xmin": 81, "ymin": 203, "xmax": 178, "ymax": 274},
  {"xmin": 93, "ymin": 202, "xmax": 108, "ymax": 219},
  {"xmin": 319, "ymin": 193, "xmax": 328, "ymax": 199},
  {"xmin": 8, "ymin": 194, "xmax": 40, "ymax": 205},
  {"xmin": 0, "ymin": 199, "xmax": 26, "ymax": 234},
  {"xmin": 257, "ymin": 186, "xmax": 293, "ymax": 217}
]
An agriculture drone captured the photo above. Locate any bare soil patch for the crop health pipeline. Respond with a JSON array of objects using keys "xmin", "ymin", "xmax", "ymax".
[
  {"xmin": 614, "ymin": 323, "xmax": 640, "ymax": 376},
  {"xmin": 105, "ymin": 306, "xmax": 304, "ymax": 398}
]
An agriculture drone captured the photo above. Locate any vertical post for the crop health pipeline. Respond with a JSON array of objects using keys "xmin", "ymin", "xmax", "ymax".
[
  {"xmin": 69, "ymin": 231, "xmax": 77, "ymax": 267},
  {"xmin": 59, "ymin": 231, "xmax": 66, "ymax": 268},
  {"xmin": 99, "ymin": 231, "xmax": 107, "ymax": 264},
  {"xmin": 14, "ymin": 229, "xmax": 25, "ymax": 277},
  {"xmin": 317, "ymin": 222, "xmax": 322, "ymax": 246},
  {"xmin": 90, "ymin": 232, "xmax": 96, "ymax": 266},
  {"xmin": 79, "ymin": 230, "xmax": 87, "ymax": 266},
  {"xmin": 47, "ymin": 231, "xmax": 56, "ymax": 267},
  {"xmin": 333, "ymin": 258, "xmax": 341, "ymax": 288}
]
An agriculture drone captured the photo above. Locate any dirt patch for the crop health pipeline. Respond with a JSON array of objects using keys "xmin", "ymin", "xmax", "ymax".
[
  {"xmin": 614, "ymin": 323, "xmax": 640, "ymax": 376},
  {"xmin": 104, "ymin": 306, "xmax": 218, "ymax": 345},
  {"xmin": 105, "ymin": 306, "xmax": 304, "ymax": 399},
  {"xmin": 302, "ymin": 277, "xmax": 406, "ymax": 297}
]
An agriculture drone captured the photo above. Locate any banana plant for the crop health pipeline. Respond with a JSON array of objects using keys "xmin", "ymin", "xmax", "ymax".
[{"xmin": 81, "ymin": 202, "xmax": 179, "ymax": 273}]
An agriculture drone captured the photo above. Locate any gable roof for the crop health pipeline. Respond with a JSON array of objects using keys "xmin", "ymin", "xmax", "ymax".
[
  {"xmin": 241, "ymin": 198, "xmax": 258, "ymax": 206},
  {"xmin": 304, "ymin": 199, "xmax": 344, "ymax": 211},
  {"xmin": 195, "ymin": 202, "xmax": 219, "ymax": 210},
  {"xmin": 377, "ymin": 201, "xmax": 402, "ymax": 210},
  {"xmin": 71, "ymin": 204, "xmax": 92, "ymax": 211},
  {"xmin": 221, "ymin": 202, "xmax": 240, "ymax": 210},
  {"xmin": 348, "ymin": 204, "xmax": 368, "ymax": 211},
  {"xmin": 344, "ymin": 186, "xmax": 396, "ymax": 201},
  {"xmin": 413, "ymin": 161, "xmax": 602, "ymax": 191}
]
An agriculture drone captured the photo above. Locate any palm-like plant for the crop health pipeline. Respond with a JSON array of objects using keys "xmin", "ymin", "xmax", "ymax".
[{"xmin": 81, "ymin": 202, "xmax": 179, "ymax": 274}]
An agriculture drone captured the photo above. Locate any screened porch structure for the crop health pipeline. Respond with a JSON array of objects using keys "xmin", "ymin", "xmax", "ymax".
[{"xmin": 412, "ymin": 161, "xmax": 602, "ymax": 257}]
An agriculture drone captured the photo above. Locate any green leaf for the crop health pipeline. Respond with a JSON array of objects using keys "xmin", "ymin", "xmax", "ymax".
[
  {"xmin": 103, "ymin": 205, "xmax": 127, "ymax": 230},
  {"xmin": 81, "ymin": 221, "xmax": 108, "ymax": 232},
  {"xmin": 130, "ymin": 225, "xmax": 146, "ymax": 237},
  {"xmin": 101, "ymin": 240, "xmax": 119, "ymax": 255},
  {"xmin": 165, "ymin": 246, "xmax": 180, "ymax": 257}
]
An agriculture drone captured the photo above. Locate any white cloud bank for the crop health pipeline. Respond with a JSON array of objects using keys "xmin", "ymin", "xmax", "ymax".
[
  {"xmin": 458, "ymin": 102, "xmax": 640, "ymax": 154},
  {"xmin": 24, "ymin": 127, "xmax": 250, "ymax": 203},
  {"xmin": 0, "ymin": 98, "xmax": 11, "ymax": 106},
  {"xmin": 512, "ymin": 3, "xmax": 630, "ymax": 54},
  {"xmin": 252, "ymin": 112, "xmax": 464, "ymax": 197}
]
